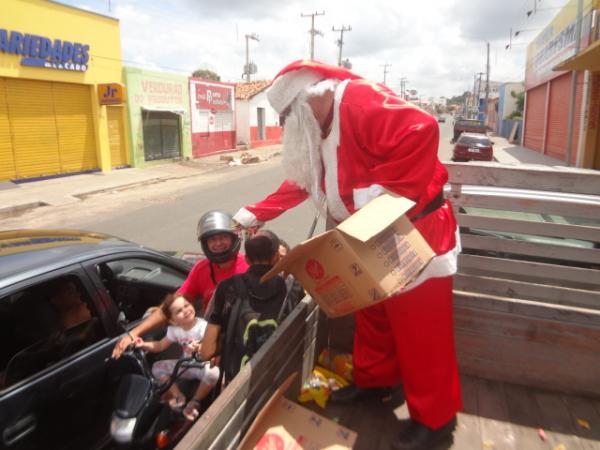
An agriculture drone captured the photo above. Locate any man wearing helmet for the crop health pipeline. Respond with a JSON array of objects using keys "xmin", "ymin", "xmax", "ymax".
[
  {"xmin": 233, "ymin": 60, "xmax": 461, "ymax": 450},
  {"xmin": 111, "ymin": 210, "xmax": 248, "ymax": 359}
]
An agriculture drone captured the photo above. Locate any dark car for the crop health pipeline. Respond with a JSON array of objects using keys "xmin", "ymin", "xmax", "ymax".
[
  {"xmin": 452, "ymin": 133, "xmax": 494, "ymax": 162},
  {"xmin": 437, "ymin": 115, "xmax": 446, "ymax": 123},
  {"xmin": 451, "ymin": 118, "xmax": 486, "ymax": 142},
  {"xmin": 0, "ymin": 230, "xmax": 193, "ymax": 450}
]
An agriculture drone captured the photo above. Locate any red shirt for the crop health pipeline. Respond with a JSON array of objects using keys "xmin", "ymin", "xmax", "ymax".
[{"xmin": 178, "ymin": 253, "xmax": 249, "ymax": 314}]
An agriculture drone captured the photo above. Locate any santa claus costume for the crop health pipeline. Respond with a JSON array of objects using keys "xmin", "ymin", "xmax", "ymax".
[{"xmin": 234, "ymin": 60, "xmax": 462, "ymax": 432}]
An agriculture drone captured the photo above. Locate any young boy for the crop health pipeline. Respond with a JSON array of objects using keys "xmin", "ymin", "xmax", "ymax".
[
  {"xmin": 135, "ymin": 294, "xmax": 220, "ymax": 421},
  {"xmin": 201, "ymin": 230, "xmax": 287, "ymax": 385}
]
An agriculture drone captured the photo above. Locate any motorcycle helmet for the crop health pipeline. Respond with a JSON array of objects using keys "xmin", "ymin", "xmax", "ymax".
[{"xmin": 197, "ymin": 210, "xmax": 241, "ymax": 263}]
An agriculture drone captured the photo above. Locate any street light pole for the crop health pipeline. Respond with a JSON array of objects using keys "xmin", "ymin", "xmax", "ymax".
[{"xmin": 244, "ymin": 33, "xmax": 259, "ymax": 82}]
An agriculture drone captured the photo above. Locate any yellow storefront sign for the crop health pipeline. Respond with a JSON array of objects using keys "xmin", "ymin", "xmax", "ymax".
[{"xmin": 98, "ymin": 83, "xmax": 126, "ymax": 105}]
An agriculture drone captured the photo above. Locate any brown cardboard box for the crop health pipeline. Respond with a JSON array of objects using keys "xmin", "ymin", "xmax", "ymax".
[
  {"xmin": 264, "ymin": 194, "xmax": 435, "ymax": 318},
  {"xmin": 238, "ymin": 374, "xmax": 357, "ymax": 450}
]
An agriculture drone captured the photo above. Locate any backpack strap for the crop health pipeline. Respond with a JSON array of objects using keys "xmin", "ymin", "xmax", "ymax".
[{"xmin": 220, "ymin": 276, "xmax": 249, "ymax": 384}]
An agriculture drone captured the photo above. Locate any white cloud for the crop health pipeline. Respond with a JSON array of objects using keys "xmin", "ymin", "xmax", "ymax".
[{"xmin": 60, "ymin": 0, "xmax": 571, "ymax": 98}]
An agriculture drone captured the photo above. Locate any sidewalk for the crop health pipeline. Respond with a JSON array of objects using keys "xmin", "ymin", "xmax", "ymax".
[
  {"xmin": 489, "ymin": 134, "xmax": 567, "ymax": 167},
  {"xmin": 0, "ymin": 145, "xmax": 282, "ymax": 219},
  {"xmin": 0, "ymin": 139, "xmax": 567, "ymax": 220}
]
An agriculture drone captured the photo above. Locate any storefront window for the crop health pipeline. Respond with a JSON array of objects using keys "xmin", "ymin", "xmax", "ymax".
[{"xmin": 142, "ymin": 110, "xmax": 182, "ymax": 161}]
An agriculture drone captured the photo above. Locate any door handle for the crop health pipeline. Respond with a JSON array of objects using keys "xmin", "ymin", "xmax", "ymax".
[{"xmin": 3, "ymin": 414, "xmax": 37, "ymax": 446}]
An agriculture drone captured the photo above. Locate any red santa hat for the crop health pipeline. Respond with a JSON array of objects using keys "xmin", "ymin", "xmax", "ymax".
[{"xmin": 267, "ymin": 60, "xmax": 362, "ymax": 114}]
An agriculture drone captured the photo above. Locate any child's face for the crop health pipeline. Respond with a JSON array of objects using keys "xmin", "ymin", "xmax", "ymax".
[{"xmin": 168, "ymin": 297, "xmax": 196, "ymax": 326}]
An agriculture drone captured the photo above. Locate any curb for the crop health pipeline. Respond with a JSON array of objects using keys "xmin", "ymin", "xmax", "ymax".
[{"xmin": 0, "ymin": 201, "xmax": 49, "ymax": 220}]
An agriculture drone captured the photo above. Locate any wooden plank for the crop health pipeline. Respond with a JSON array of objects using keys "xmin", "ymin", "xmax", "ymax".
[
  {"xmin": 453, "ymin": 291, "xmax": 600, "ymax": 328},
  {"xmin": 461, "ymin": 234, "xmax": 600, "ymax": 265},
  {"xmin": 445, "ymin": 162, "xmax": 600, "ymax": 195},
  {"xmin": 536, "ymin": 392, "xmax": 584, "ymax": 450},
  {"xmin": 458, "ymin": 254, "xmax": 600, "ymax": 289},
  {"xmin": 452, "ymin": 375, "xmax": 482, "ymax": 450},
  {"xmin": 474, "ymin": 378, "xmax": 517, "ymax": 449},
  {"xmin": 563, "ymin": 394, "xmax": 600, "ymax": 445},
  {"xmin": 457, "ymin": 213, "xmax": 600, "ymax": 243},
  {"xmin": 502, "ymin": 383, "xmax": 547, "ymax": 450},
  {"xmin": 454, "ymin": 274, "xmax": 600, "ymax": 310},
  {"xmin": 451, "ymin": 193, "xmax": 600, "ymax": 220}
]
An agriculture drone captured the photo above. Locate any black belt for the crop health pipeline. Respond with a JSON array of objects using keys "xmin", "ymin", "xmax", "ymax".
[{"xmin": 410, "ymin": 191, "xmax": 445, "ymax": 221}]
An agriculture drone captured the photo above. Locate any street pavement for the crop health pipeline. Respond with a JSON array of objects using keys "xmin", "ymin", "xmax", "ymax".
[{"xmin": 0, "ymin": 137, "xmax": 567, "ymax": 220}]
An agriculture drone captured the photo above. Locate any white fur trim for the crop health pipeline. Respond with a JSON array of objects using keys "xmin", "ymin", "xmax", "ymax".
[
  {"xmin": 267, "ymin": 69, "xmax": 322, "ymax": 114},
  {"xmin": 233, "ymin": 207, "xmax": 260, "ymax": 228},
  {"xmin": 353, "ymin": 184, "xmax": 391, "ymax": 209},
  {"xmin": 322, "ymin": 79, "xmax": 351, "ymax": 222},
  {"xmin": 397, "ymin": 227, "xmax": 461, "ymax": 293}
]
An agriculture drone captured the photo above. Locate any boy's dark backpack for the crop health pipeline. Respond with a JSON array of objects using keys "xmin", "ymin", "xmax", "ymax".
[{"xmin": 221, "ymin": 274, "xmax": 288, "ymax": 383}]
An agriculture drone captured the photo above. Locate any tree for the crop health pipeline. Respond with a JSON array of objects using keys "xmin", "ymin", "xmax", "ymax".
[
  {"xmin": 511, "ymin": 90, "xmax": 524, "ymax": 114},
  {"xmin": 192, "ymin": 69, "xmax": 220, "ymax": 81}
]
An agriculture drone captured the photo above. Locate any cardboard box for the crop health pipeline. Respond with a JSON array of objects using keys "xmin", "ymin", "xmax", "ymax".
[
  {"xmin": 238, "ymin": 374, "xmax": 357, "ymax": 450},
  {"xmin": 264, "ymin": 194, "xmax": 435, "ymax": 318}
]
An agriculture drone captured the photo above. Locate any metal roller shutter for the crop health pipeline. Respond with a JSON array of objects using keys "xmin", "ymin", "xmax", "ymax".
[
  {"xmin": 107, "ymin": 106, "xmax": 127, "ymax": 167},
  {"xmin": 545, "ymin": 72, "xmax": 584, "ymax": 163},
  {"xmin": 52, "ymin": 82, "xmax": 97, "ymax": 173},
  {"xmin": 523, "ymin": 83, "xmax": 546, "ymax": 151},
  {"xmin": 5, "ymin": 78, "xmax": 61, "ymax": 179},
  {"xmin": 0, "ymin": 78, "xmax": 16, "ymax": 181}
]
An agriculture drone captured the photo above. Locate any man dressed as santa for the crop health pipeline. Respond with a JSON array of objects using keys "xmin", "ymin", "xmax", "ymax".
[{"xmin": 233, "ymin": 60, "xmax": 462, "ymax": 450}]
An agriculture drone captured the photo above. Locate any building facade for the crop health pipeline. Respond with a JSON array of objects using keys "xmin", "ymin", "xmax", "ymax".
[
  {"xmin": 189, "ymin": 78, "xmax": 235, "ymax": 157},
  {"xmin": 0, "ymin": 0, "xmax": 128, "ymax": 181},
  {"xmin": 496, "ymin": 82, "xmax": 524, "ymax": 139},
  {"xmin": 523, "ymin": 0, "xmax": 599, "ymax": 167},
  {"xmin": 235, "ymin": 81, "xmax": 282, "ymax": 148},
  {"xmin": 123, "ymin": 67, "xmax": 192, "ymax": 166}
]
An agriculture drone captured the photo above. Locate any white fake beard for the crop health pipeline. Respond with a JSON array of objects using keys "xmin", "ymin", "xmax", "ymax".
[{"xmin": 281, "ymin": 98, "xmax": 325, "ymax": 209}]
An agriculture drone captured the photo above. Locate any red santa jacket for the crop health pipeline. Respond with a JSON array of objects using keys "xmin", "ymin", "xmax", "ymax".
[{"xmin": 234, "ymin": 79, "xmax": 459, "ymax": 287}]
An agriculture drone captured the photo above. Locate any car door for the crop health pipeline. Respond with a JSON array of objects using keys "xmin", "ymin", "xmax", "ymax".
[{"xmin": 0, "ymin": 266, "xmax": 114, "ymax": 450}]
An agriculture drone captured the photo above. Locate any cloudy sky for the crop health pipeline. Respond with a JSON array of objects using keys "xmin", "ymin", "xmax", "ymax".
[{"xmin": 58, "ymin": 0, "xmax": 569, "ymax": 99}]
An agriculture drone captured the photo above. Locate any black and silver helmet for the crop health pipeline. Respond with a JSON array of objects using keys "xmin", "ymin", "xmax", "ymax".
[{"xmin": 196, "ymin": 210, "xmax": 241, "ymax": 263}]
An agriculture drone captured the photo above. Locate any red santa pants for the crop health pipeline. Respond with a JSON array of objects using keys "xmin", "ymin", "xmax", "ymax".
[{"xmin": 352, "ymin": 276, "xmax": 462, "ymax": 429}]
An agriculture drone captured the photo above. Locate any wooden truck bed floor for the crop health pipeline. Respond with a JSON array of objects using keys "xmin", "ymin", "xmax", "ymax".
[{"xmin": 304, "ymin": 374, "xmax": 600, "ymax": 450}]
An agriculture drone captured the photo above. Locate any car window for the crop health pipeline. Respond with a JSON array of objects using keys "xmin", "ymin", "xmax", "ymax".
[
  {"xmin": 96, "ymin": 258, "xmax": 187, "ymax": 325},
  {"xmin": 0, "ymin": 275, "xmax": 106, "ymax": 390},
  {"xmin": 458, "ymin": 135, "xmax": 491, "ymax": 146}
]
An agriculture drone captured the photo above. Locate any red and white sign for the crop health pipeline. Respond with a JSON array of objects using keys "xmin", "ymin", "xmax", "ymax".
[{"xmin": 195, "ymin": 83, "xmax": 232, "ymax": 111}]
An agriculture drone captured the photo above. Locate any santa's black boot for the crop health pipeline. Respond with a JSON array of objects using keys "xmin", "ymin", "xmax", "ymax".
[
  {"xmin": 392, "ymin": 416, "xmax": 456, "ymax": 450},
  {"xmin": 329, "ymin": 385, "xmax": 397, "ymax": 404}
]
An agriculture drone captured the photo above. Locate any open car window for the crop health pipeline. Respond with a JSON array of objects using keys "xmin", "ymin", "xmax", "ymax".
[
  {"xmin": 95, "ymin": 258, "xmax": 187, "ymax": 325},
  {"xmin": 0, "ymin": 275, "xmax": 106, "ymax": 390}
]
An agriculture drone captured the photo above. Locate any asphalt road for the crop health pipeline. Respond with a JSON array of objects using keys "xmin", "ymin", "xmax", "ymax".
[{"xmin": 3, "ymin": 116, "xmax": 454, "ymax": 252}]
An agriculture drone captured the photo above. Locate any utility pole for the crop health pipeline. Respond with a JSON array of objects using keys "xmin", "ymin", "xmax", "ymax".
[
  {"xmin": 332, "ymin": 25, "xmax": 352, "ymax": 66},
  {"xmin": 476, "ymin": 72, "xmax": 484, "ymax": 118},
  {"xmin": 381, "ymin": 63, "xmax": 391, "ymax": 85},
  {"xmin": 485, "ymin": 42, "xmax": 490, "ymax": 125},
  {"xmin": 399, "ymin": 77, "xmax": 407, "ymax": 99},
  {"xmin": 472, "ymin": 73, "xmax": 478, "ymax": 117},
  {"xmin": 301, "ymin": 11, "xmax": 325, "ymax": 60},
  {"xmin": 565, "ymin": 0, "xmax": 583, "ymax": 166},
  {"xmin": 244, "ymin": 33, "xmax": 259, "ymax": 82}
]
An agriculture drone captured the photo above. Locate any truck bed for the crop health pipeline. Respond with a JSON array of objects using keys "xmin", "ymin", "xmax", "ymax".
[{"xmin": 305, "ymin": 374, "xmax": 600, "ymax": 450}]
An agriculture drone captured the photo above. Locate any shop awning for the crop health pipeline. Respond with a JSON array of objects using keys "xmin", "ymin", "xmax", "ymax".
[{"xmin": 553, "ymin": 40, "xmax": 600, "ymax": 71}]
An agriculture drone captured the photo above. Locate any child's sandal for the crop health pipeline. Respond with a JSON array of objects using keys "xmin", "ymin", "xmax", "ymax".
[{"xmin": 183, "ymin": 399, "xmax": 201, "ymax": 421}]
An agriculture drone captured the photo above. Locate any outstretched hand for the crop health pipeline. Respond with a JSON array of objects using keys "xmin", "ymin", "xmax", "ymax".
[{"xmin": 111, "ymin": 332, "xmax": 137, "ymax": 359}]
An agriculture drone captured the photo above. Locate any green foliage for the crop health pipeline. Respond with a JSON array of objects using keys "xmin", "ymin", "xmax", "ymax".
[
  {"xmin": 447, "ymin": 91, "xmax": 470, "ymax": 105},
  {"xmin": 505, "ymin": 111, "xmax": 522, "ymax": 120},
  {"xmin": 192, "ymin": 69, "xmax": 221, "ymax": 81},
  {"xmin": 510, "ymin": 90, "xmax": 524, "ymax": 114}
]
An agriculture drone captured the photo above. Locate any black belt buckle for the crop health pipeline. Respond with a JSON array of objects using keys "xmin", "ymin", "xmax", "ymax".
[{"xmin": 411, "ymin": 191, "xmax": 445, "ymax": 221}]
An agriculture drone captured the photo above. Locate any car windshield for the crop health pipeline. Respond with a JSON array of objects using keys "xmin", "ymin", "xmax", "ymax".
[{"xmin": 457, "ymin": 135, "xmax": 491, "ymax": 146}]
